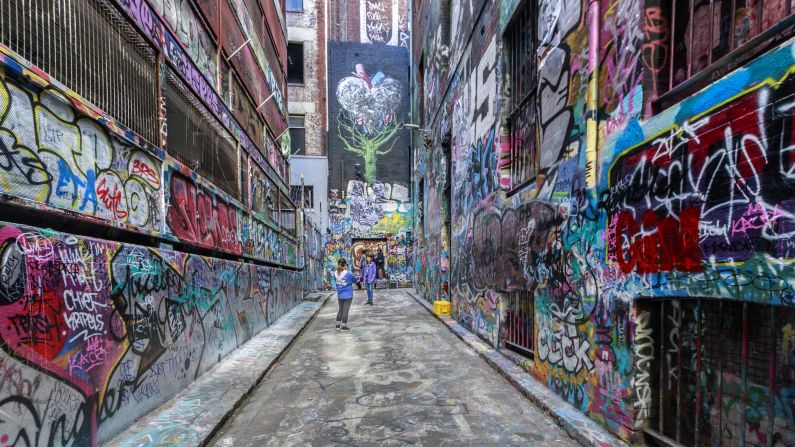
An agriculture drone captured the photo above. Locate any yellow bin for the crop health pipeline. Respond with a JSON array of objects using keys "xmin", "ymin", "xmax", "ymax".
[{"xmin": 433, "ymin": 300, "xmax": 452, "ymax": 316}]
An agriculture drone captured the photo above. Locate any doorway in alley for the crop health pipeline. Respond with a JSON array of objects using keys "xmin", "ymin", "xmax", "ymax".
[
  {"xmin": 352, "ymin": 238, "xmax": 387, "ymax": 278},
  {"xmin": 505, "ymin": 290, "xmax": 535, "ymax": 358}
]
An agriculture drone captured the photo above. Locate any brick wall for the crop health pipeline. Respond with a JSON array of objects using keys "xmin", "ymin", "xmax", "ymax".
[
  {"xmin": 287, "ymin": 0, "xmax": 327, "ymax": 156},
  {"xmin": 327, "ymin": 42, "xmax": 411, "ymax": 191}
]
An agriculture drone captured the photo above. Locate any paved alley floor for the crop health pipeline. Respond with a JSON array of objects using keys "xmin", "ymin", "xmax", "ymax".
[{"xmin": 209, "ymin": 289, "xmax": 577, "ymax": 447}]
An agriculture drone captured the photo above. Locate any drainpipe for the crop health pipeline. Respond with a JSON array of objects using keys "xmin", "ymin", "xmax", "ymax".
[{"xmin": 585, "ymin": 0, "xmax": 600, "ymax": 194}]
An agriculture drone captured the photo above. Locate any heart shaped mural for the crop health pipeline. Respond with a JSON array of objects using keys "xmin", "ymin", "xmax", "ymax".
[{"xmin": 335, "ymin": 64, "xmax": 403, "ymax": 184}]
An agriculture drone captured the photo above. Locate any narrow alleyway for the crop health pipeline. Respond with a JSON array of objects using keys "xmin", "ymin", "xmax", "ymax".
[{"xmin": 209, "ymin": 290, "xmax": 578, "ymax": 446}]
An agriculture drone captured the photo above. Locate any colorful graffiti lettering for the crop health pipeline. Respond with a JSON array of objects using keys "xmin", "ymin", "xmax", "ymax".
[
  {"xmin": 0, "ymin": 222, "xmax": 301, "ymax": 445},
  {"xmin": 0, "ymin": 75, "xmax": 162, "ymax": 231},
  {"xmin": 165, "ymin": 169, "xmax": 242, "ymax": 256}
]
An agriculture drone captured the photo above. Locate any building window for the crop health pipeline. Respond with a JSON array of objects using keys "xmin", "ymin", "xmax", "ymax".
[
  {"xmin": 165, "ymin": 72, "xmax": 239, "ymax": 199},
  {"xmin": 505, "ymin": 1, "xmax": 536, "ymax": 192},
  {"xmin": 441, "ymin": 0, "xmax": 452, "ymax": 48},
  {"xmin": 290, "ymin": 185, "xmax": 314, "ymax": 208},
  {"xmin": 289, "ymin": 115, "xmax": 306, "ymax": 155},
  {"xmin": 231, "ymin": 73, "xmax": 265, "ymax": 150},
  {"xmin": 286, "ymin": 0, "xmax": 303, "ymax": 12},
  {"xmin": 287, "ymin": 42, "xmax": 305, "ymax": 84},
  {"xmin": 280, "ymin": 192, "xmax": 296, "ymax": 236},
  {"xmin": 653, "ymin": 1, "xmax": 795, "ymax": 110},
  {"xmin": 250, "ymin": 164, "xmax": 274, "ymax": 219},
  {"xmin": 0, "ymin": 0, "xmax": 159, "ymax": 142},
  {"xmin": 219, "ymin": 55, "xmax": 232, "ymax": 107}
]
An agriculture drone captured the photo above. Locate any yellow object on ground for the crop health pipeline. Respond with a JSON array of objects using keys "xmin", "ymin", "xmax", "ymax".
[{"xmin": 433, "ymin": 300, "xmax": 452, "ymax": 316}]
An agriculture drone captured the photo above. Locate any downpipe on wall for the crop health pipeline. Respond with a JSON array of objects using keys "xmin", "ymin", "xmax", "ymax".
[{"xmin": 586, "ymin": 0, "xmax": 600, "ymax": 195}]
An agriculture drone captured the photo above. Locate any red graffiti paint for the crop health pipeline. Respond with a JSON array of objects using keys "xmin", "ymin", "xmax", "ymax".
[
  {"xmin": 613, "ymin": 207, "xmax": 702, "ymax": 274},
  {"xmin": 96, "ymin": 177, "xmax": 128, "ymax": 219},
  {"xmin": 166, "ymin": 173, "xmax": 242, "ymax": 255},
  {"xmin": 131, "ymin": 158, "xmax": 160, "ymax": 187}
]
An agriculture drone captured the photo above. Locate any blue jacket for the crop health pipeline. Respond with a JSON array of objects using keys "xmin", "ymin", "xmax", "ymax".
[
  {"xmin": 335, "ymin": 270, "xmax": 357, "ymax": 299},
  {"xmin": 363, "ymin": 262, "xmax": 376, "ymax": 283}
]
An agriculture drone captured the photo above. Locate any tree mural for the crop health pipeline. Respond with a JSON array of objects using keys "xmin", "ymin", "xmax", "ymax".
[{"xmin": 336, "ymin": 64, "xmax": 403, "ymax": 184}]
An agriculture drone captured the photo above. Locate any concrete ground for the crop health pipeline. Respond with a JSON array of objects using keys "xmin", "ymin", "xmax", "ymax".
[{"xmin": 210, "ymin": 289, "xmax": 577, "ymax": 446}]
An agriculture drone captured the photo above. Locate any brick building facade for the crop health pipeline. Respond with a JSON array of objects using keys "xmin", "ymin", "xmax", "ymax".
[{"xmin": 324, "ymin": 0, "xmax": 413, "ymax": 288}]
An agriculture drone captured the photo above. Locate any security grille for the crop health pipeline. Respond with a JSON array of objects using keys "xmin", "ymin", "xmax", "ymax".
[
  {"xmin": 165, "ymin": 72, "xmax": 239, "ymax": 199},
  {"xmin": 505, "ymin": 290, "xmax": 534, "ymax": 358},
  {"xmin": 638, "ymin": 298, "xmax": 793, "ymax": 446},
  {"xmin": 653, "ymin": 0, "xmax": 795, "ymax": 110},
  {"xmin": 0, "ymin": 0, "xmax": 158, "ymax": 142},
  {"xmin": 505, "ymin": 0, "xmax": 536, "ymax": 191}
]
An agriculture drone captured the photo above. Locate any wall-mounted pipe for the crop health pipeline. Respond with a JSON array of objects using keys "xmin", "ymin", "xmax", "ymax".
[{"xmin": 585, "ymin": 0, "xmax": 600, "ymax": 193}]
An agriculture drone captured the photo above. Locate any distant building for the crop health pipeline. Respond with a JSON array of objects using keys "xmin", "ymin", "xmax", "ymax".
[{"xmin": 324, "ymin": 0, "xmax": 413, "ymax": 289}]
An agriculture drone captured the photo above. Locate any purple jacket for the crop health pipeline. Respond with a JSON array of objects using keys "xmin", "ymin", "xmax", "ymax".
[{"xmin": 362, "ymin": 262, "xmax": 376, "ymax": 283}]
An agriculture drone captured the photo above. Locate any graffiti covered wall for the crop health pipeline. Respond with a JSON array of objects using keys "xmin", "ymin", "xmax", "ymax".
[
  {"xmin": 413, "ymin": 0, "xmax": 795, "ymax": 443},
  {"xmin": 0, "ymin": 68, "xmax": 164, "ymax": 233},
  {"xmin": 328, "ymin": 0, "xmax": 410, "ymax": 48},
  {"xmin": 325, "ymin": 180, "xmax": 413, "ymax": 287},
  {"xmin": 0, "ymin": 0, "xmax": 309, "ymax": 441},
  {"xmin": 325, "ymin": 41, "xmax": 412, "ymax": 287},
  {"xmin": 0, "ymin": 222, "xmax": 301, "ymax": 444}
]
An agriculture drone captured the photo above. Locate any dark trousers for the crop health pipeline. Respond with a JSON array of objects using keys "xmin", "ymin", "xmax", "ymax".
[{"xmin": 336, "ymin": 299, "xmax": 352, "ymax": 326}]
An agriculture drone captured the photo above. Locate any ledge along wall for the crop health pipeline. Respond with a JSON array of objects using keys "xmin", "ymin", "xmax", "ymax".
[
  {"xmin": 0, "ymin": 15, "xmax": 304, "ymax": 445},
  {"xmin": 412, "ymin": 0, "xmax": 795, "ymax": 444}
]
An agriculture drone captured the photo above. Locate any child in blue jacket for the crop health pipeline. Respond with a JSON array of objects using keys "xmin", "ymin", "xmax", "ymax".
[{"xmin": 334, "ymin": 258, "xmax": 356, "ymax": 331}]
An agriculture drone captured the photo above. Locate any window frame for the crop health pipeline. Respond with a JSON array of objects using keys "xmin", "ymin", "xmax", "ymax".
[
  {"xmin": 164, "ymin": 70, "xmax": 240, "ymax": 199},
  {"xmin": 287, "ymin": 42, "xmax": 305, "ymax": 85},
  {"xmin": 441, "ymin": 0, "xmax": 452, "ymax": 48},
  {"xmin": 290, "ymin": 185, "xmax": 314, "ymax": 208},
  {"xmin": 286, "ymin": 0, "xmax": 303, "ymax": 12},
  {"xmin": 651, "ymin": 1, "xmax": 795, "ymax": 113},
  {"xmin": 504, "ymin": 0, "xmax": 538, "ymax": 195},
  {"xmin": 289, "ymin": 115, "xmax": 306, "ymax": 155}
]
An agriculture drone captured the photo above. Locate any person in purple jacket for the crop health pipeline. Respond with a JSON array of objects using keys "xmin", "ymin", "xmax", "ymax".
[
  {"xmin": 334, "ymin": 258, "xmax": 356, "ymax": 331},
  {"xmin": 363, "ymin": 254, "xmax": 377, "ymax": 305}
]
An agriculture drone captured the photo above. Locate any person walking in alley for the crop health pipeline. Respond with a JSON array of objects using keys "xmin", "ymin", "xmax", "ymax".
[
  {"xmin": 356, "ymin": 250, "xmax": 367, "ymax": 289},
  {"xmin": 335, "ymin": 259, "xmax": 356, "ymax": 331},
  {"xmin": 363, "ymin": 254, "xmax": 377, "ymax": 305},
  {"xmin": 375, "ymin": 249, "xmax": 385, "ymax": 279}
]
